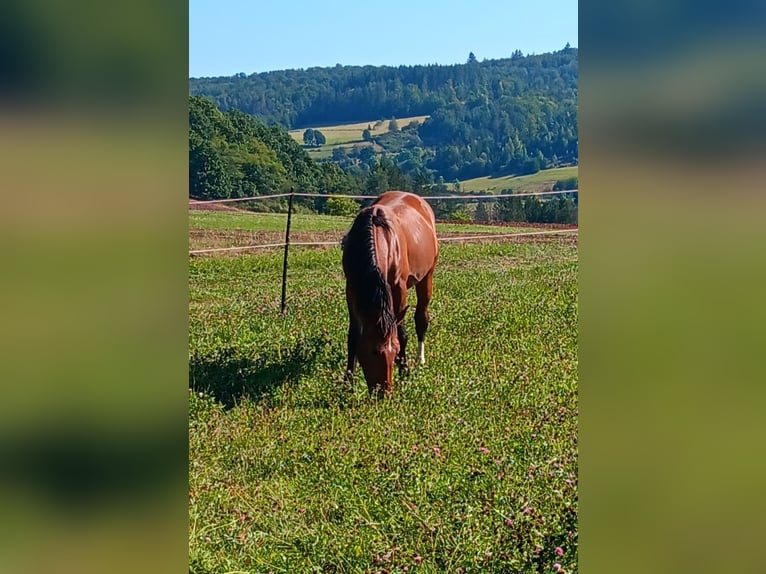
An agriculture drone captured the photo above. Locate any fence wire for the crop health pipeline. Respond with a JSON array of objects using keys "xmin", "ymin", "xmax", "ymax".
[{"xmin": 189, "ymin": 189, "xmax": 578, "ymax": 256}]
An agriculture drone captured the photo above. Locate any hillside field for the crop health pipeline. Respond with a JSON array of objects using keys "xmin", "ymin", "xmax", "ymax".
[
  {"xmin": 189, "ymin": 211, "xmax": 578, "ymax": 573},
  {"xmin": 459, "ymin": 166, "xmax": 579, "ymax": 194},
  {"xmin": 289, "ymin": 116, "xmax": 429, "ymax": 146}
]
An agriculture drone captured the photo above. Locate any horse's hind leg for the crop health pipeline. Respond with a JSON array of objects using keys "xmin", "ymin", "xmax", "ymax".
[{"xmin": 414, "ymin": 271, "xmax": 434, "ymax": 365}]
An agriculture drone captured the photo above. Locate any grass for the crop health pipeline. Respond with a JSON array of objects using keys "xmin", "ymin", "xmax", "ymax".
[
  {"xmin": 289, "ymin": 116, "xmax": 429, "ymax": 146},
  {"xmin": 189, "ymin": 211, "xmax": 353, "ymax": 233},
  {"xmin": 189, "ymin": 215, "xmax": 578, "ymax": 573},
  {"xmin": 459, "ymin": 166, "xmax": 579, "ymax": 194},
  {"xmin": 189, "ymin": 210, "xmax": 549, "ymax": 236}
]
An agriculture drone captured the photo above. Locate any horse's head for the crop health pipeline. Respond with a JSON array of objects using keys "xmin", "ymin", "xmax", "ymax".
[{"xmin": 356, "ymin": 306, "xmax": 407, "ymax": 397}]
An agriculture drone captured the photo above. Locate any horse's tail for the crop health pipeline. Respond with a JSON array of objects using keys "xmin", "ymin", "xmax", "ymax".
[{"xmin": 342, "ymin": 205, "xmax": 396, "ymax": 337}]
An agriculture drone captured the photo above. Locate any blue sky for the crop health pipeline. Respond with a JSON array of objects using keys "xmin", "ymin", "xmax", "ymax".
[{"xmin": 190, "ymin": 0, "xmax": 577, "ymax": 77}]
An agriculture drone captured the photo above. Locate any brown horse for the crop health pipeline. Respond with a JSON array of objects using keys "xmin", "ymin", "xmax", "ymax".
[{"xmin": 342, "ymin": 191, "xmax": 439, "ymax": 397}]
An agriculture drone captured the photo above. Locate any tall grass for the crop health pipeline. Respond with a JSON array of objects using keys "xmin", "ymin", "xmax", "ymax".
[{"xmin": 189, "ymin": 235, "xmax": 578, "ymax": 573}]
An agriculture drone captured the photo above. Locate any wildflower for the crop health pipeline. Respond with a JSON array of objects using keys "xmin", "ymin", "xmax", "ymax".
[
  {"xmin": 432, "ymin": 446, "xmax": 441, "ymax": 456},
  {"xmin": 504, "ymin": 518, "xmax": 513, "ymax": 527},
  {"xmin": 555, "ymin": 547, "xmax": 564, "ymax": 556},
  {"xmin": 553, "ymin": 563, "xmax": 562, "ymax": 572},
  {"xmin": 414, "ymin": 555, "xmax": 423, "ymax": 565},
  {"xmin": 479, "ymin": 446, "xmax": 490, "ymax": 455}
]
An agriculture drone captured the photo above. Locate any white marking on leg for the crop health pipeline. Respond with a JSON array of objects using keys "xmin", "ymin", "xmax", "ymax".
[{"xmin": 418, "ymin": 341, "xmax": 425, "ymax": 364}]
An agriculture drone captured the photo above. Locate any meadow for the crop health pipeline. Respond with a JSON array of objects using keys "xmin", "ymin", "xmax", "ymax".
[
  {"xmin": 189, "ymin": 211, "xmax": 578, "ymax": 573},
  {"xmin": 288, "ymin": 116, "xmax": 430, "ymax": 146},
  {"xmin": 458, "ymin": 166, "xmax": 579, "ymax": 194}
]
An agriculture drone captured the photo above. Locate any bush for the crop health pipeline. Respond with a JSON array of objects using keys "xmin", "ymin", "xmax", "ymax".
[
  {"xmin": 449, "ymin": 208, "xmax": 473, "ymax": 223},
  {"xmin": 553, "ymin": 177, "xmax": 578, "ymax": 191},
  {"xmin": 324, "ymin": 196, "xmax": 360, "ymax": 217}
]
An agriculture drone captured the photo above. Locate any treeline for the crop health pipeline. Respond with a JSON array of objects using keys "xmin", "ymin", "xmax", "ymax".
[
  {"xmin": 429, "ymin": 193, "xmax": 578, "ymax": 225},
  {"xmin": 190, "ymin": 48, "xmax": 578, "ymax": 181}
]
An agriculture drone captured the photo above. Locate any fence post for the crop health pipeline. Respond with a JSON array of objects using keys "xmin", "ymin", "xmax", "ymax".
[{"xmin": 280, "ymin": 190, "xmax": 295, "ymax": 315}]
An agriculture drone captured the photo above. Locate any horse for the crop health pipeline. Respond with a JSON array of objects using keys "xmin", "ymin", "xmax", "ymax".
[{"xmin": 341, "ymin": 191, "xmax": 439, "ymax": 397}]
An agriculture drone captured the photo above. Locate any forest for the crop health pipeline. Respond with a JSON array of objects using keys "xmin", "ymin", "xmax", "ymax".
[
  {"xmin": 189, "ymin": 47, "xmax": 578, "ymax": 223},
  {"xmin": 190, "ymin": 47, "xmax": 578, "ymax": 182}
]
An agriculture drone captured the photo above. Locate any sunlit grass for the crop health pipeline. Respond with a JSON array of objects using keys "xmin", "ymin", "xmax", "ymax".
[
  {"xmin": 189, "ymin": 223, "xmax": 578, "ymax": 573},
  {"xmin": 288, "ymin": 115, "xmax": 429, "ymax": 146},
  {"xmin": 189, "ymin": 210, "xmax": 557, "ymax": 235},
  {"xmin": 459, "ymin": 166, "xmax": 579, "ymax": 194}
]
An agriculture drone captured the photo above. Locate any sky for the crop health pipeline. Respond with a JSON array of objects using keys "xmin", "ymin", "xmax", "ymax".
[{"xmin": 189, "ymin": 0, "xmax": 577, "ymax": 78}]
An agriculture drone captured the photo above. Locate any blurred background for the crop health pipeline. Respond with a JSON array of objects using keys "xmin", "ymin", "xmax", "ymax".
[
  {"xmin": 580, "ymin": 1, "xmax": 766, "ymax": 573},
  {"xmin": 0, "ymin": 1, "xmax": 188, "ymax": 573}
]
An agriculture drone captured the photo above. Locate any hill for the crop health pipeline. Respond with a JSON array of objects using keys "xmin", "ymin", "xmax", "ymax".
[
  {"xmin": 188, "ymin": 95, "xmax": 361, "ymax": 202},
  {"xmin": 190, "ymin": 48, "xmax": 578, "ymax": 182}
]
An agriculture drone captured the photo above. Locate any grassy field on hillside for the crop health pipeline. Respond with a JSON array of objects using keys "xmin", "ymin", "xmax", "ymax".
[
  {"xmin": 460, "ymin": 166, "xmax": 578, "ymax": 194},
  {"xmin": 289, "ymin": 116, "xmax": 429, "ymax": 147},
  {"xmin": 189, "ymin": 214, "xmax": 578, "ymax": 573}
]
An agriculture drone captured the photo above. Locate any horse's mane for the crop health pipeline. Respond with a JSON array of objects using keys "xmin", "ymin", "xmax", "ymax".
[{"xmin": 342, "ymin": 206, "xmax": 397, "ymax": 338}]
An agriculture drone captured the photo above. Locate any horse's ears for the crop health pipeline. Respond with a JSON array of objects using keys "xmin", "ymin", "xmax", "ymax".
[{"xmin": 396, "ymin": 305, "xmax": 409, "ymax": 323}]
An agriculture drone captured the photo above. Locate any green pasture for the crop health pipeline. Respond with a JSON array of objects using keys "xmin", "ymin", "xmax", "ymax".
[
  {"xmin": 459, "ymin": 166, "xmax": 578, "ymax": 194},
  {"xmin": 189, "ymin": 210, "xmax": 546, "ymax": 236},
  {"xmin": 189, "ymin": 211, "xmax": 352, "ymax": 233},
  {"xmin": 189, "ymin": 215, "xmax": 578, "ymax": 573}
]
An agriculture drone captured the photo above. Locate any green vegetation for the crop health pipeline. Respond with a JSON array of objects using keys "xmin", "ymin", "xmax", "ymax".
[
  {"xmin": 191, "ymin": 47, "xmax": 578, "ymax": 182},
  {"xmin": 303, "ymin": 128, "xmax": 327, "ymax": 147},
  {"xmin": 460, "ymin": 166, "xmax": 579, "ymax": 194},
  {"xmin": 189, "ymin": 215, "xmax": 578, "ymax": 573},
  {"xmin": 189, "ymin": 211, "xmax": 352, "ymax": 233},
  {"xmin": 189, "ymin": 95, "xmax": 362, "ymax": 201},
  {"xmin": 189, "ymin": 49, "xmax": 578, "ymax": 223},
  {"xmin": 189, "ymin": 210, "xmax": 568, "ymax": 237},
  {"xmin": 289, "ymin": 116, "xmax": 429, "ymax": 147}
]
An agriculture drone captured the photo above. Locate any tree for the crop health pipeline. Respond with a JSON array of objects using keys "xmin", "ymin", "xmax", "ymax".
[
  {"xmin": 332, "ymin": 146, "xmax": 349, "ymax": 162},
  {"xmin": 189, "ymin": 136, "xmax": 231, "ymax": 199},
  {"xmin": 302, "ymin": 128, "xmax": 325, "ymax": 147},
  {"xmin": 388, "ymin": 118, "xmax": 400, "ymax": 132},
  {"xmin": 475, "ymin": 200, "xmax": 493, "ymax": 222},
  {"xmin": 553, "ymin": 177, "xmax": 578, "ymax": 191},
  {"xmin": 190, "ymin": 49, "xmax": 579, "ymax": 184},
  {"xmin": 362, "ymin": 128, "xmax": 372, "ymax": 141},
  {"xmin": 524, "ymin": 196, "xmax": 543, "ymax": 222},
  {"xmin": 303, "ymin": 128, "xmax": 324, "ymax": 147},
  {"xmin": 188, "ymin": 95, "xmax": 361, "ymax": 204},
  {"xmin": 496, "ymin": 195, "xmax": 525, "ymax": 222}
]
